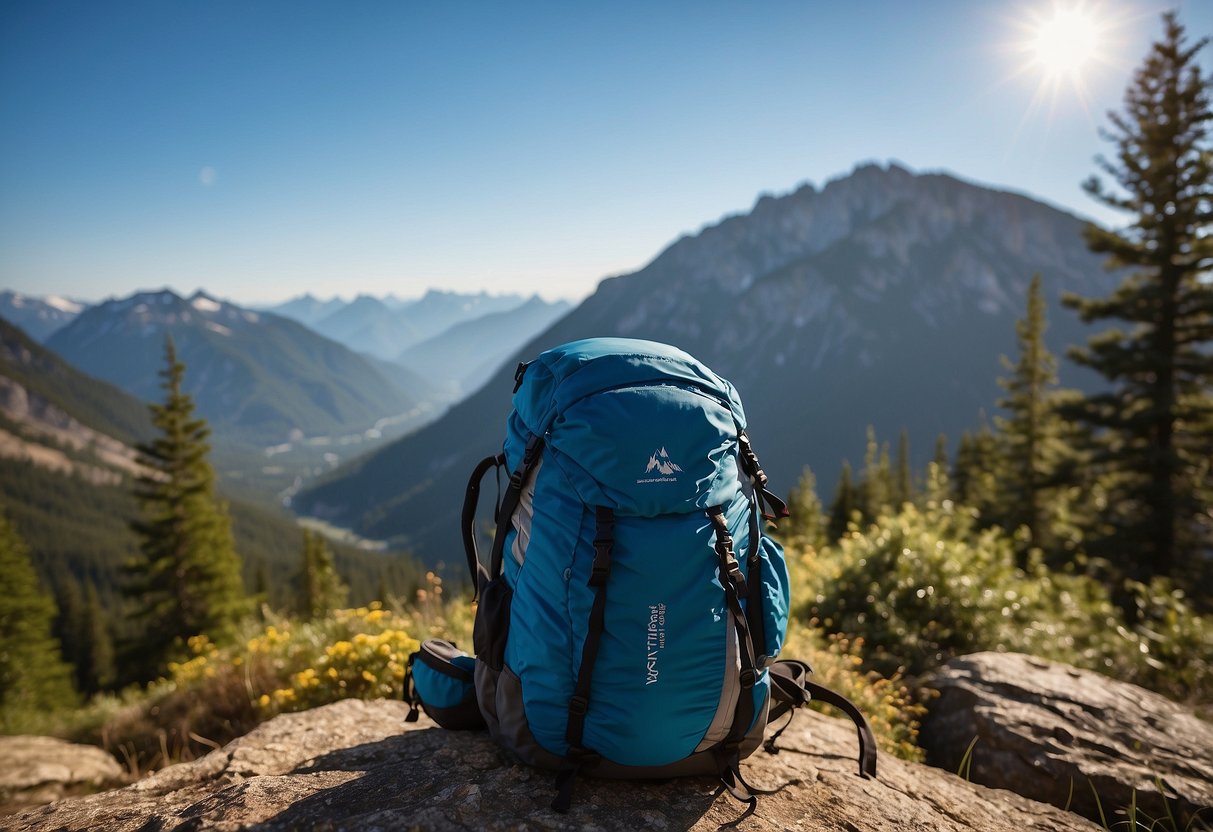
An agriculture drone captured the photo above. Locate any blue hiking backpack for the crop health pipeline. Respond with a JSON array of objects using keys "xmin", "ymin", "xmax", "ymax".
[{"xmin": 406, "ymin": 338, "xmax": 876, "ymax": 814}]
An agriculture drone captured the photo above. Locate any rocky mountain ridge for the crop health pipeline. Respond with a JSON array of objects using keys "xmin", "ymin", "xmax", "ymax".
[{"xmin": 296, "ymin": 162, "xmax": 1115, "ymax": 561}]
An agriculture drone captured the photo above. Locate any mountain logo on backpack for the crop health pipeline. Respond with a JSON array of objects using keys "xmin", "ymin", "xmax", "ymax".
[{"xmin": 639, "ymin": 447, "xmax": 682, "ymax": 483}]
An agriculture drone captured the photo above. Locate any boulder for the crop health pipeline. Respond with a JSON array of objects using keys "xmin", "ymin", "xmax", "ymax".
[
  {"xmin": 0, "ymin": 736, "xmax": 125, "ymax": 812},
  {"xmin": 5, "ymin": 698, "xmax": 1098, "ymax": 831},
  {"xmin": 922, "ymin": 652, "xmax": 1213, "ymax": 828}
]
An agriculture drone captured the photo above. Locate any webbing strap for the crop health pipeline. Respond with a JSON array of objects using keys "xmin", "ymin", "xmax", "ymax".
[
  {"xmin": 763, "ymin": 659, "xmax": 812, "ymax": 754},
  {"xmin": 738, "ymin": 431, "xmax": 790, "ymax": 522},
  {"xmin": 707, "ymin": 507, "xmax": 758, "ymax": 761},
  {"xmin": 744, "ymin": 494, "xmax": 769, "ymax": 665},
  {"xmin": 461, "ymin": 453, "xmax": 505, "ymax": 600},
  {"xmin": 566, "ymin": 506, "xmax": 614, "ymax": 747},
  {"xmin": 553, "ymin": 505, "xmax": 613, "ymax": 813},
  {"xmin": 803, "ymin": 680, "xmax": 879, "ymax": 779},
  {"xmin": 717, "ymin": 756, "xmax": 785, "ymax": 822},
  {"xmin": 403, "ymin": 653, "xmax": 420, "ymax": 723},
  {"xmin": 767, "ymin": 659, "xmax": 812, "ymax": 722},
  {"xmin": 487, "ymin": 434, "xmax": 544, "ymax": 580}
]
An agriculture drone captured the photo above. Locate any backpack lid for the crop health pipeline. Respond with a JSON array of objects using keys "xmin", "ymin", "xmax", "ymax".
[{"xmin": 512, "ymin": 338, "xmax": 747, "ymax": 437}]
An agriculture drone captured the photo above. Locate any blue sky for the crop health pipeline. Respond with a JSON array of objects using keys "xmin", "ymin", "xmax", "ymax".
[{"xmin": 1, "ymin": 1, "xmax": 1209, "ymax": 305}]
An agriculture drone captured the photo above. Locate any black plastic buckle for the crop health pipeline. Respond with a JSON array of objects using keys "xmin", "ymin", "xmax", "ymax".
[
  {"xmin": 590, "ymin": 550, "xmax": 611, "ymax": 586},
  {"xmin": 739, "ymin": 668, "xmax": 757, "ymax": 689},
  {"xmin": 509, "ymin": 470, "xmax": 524, "ymax": 490},
  {"xmin": 568, "ymin": 696, "xmax": 589, "ymax": 716},
  {"xmin": 513, "ymin": 361, "xmax": 529, "ymax": 392}
]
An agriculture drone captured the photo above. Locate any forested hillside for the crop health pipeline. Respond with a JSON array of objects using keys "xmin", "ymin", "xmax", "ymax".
[{"xmin": 0, "ymin": 325, "xmax": 426, "ymax": 695}]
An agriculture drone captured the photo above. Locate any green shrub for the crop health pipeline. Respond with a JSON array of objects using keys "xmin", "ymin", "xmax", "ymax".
[
  {"xmin": 794, "ymin": 497, "xmax": 1212, "ymax": 709},
  {"xmin": 1114, "ymin": 579, "xmax": 1213, "ymax": 709}
]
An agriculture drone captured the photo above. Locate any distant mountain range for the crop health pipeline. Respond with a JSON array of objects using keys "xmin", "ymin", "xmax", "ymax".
[
  {"xmin": 1, "ymin": 287, "xmax": 568, "ymax": 413},
  {"xmin": 260, "ymin": 293, "xmax": 348, "ymax": 328},
  {"xmin": 266, "ymin": 289, "xmax": 532, "ymax": 361},
  {"xmin": 45, "ymin": 290, "xmax": 428, "ymax": 447},
  {"xmin": 396, "ymin": 296, "xmax": 571, "ymax": 395},
  {"xmin": 0, "ymin": 291, "xmax": 86, "ymax": 342},
  {"xmin": 294, "ymin": 162, "xmax": 1114, "ymax": 564}
]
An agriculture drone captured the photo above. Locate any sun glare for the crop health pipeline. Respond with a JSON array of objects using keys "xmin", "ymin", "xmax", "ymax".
[
  {"xmin": 997, "ymin": 0, "xmax": 1130, "ymax": 133},
  {"xmin": 1031, "ymin": 7, "xmax": 1099, "ymax": 76}
]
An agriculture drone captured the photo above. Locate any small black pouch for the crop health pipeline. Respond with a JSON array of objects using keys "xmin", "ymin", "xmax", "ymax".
[{"xmin": 405, "ymin": 639, "xmax": 486, "ymax": 730}]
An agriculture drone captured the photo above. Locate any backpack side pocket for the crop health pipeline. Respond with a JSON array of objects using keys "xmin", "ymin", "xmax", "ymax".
[
  {"xmin": 407, "ymin": 639, "xmax": 486, "ymax": 730},
  {"xmin": 755, "ymin": 535, "xmax": 790, "ymax": 664}
]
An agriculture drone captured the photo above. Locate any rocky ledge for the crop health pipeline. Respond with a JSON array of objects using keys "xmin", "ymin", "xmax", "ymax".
[
  {"xmin": 5, "ymin": 696, "xmax": 1099, "ymax": 831},
  {"xmin": 923, "ymin": 652, "xmax": 1213, "ymax": 829},
  {"xmin": 0, "ymin": 736, "xmax": 125, "ymax": 813}
]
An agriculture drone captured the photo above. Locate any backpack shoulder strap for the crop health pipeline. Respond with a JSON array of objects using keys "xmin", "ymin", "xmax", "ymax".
[
  {"xmin": 766, "ymin": 659, "xmax": 878, "ymax": 779},
  {"xmin": 487, "ymin": 433, "xmax": 544, "ymax": 582},
  {"xmin": 462, "ymin": 453, "xmax": 505, "ymax": 599}
]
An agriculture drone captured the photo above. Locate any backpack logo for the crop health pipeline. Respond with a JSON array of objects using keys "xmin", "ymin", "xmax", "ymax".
[
  {"xmin": 646, "ymin": 603, "xmax": 667, "ymax": 685},
  {"xmin": 638, "ymin": 447, "xmax": 682, "ymax": 483}
]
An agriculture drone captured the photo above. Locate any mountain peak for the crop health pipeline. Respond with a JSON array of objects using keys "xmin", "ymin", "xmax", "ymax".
[{"xmin": 296, "ymin": 165, "xmax": 1112, "ymax": 561}]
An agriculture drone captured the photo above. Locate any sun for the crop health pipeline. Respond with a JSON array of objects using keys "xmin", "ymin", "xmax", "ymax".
[
  {"xmin": 999, "ymin": 0, "xmax": 1127, "ymax": 128},
  {"xmin": 1030, "ymin": 6, "xmax": 1100, "ymax": 78},
  {"xmin": 1028, "ymin": 5, "xmax": 1106, "ymax": 80}
]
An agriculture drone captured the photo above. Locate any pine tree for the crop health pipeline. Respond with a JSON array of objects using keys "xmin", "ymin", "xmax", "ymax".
[
  {"xmin": 996, "ymin": 274, "xmax": 1066, "ymax": 552},
  {"xmin": 933, "ymin": 434, "xmax": 950, "ymax": 472},
  {"xmin": 52, "ymin": 575, "xmax": 85, "ymax": 690},
  {"xmin": 0, "ymin": 513, "xmax": 76, "ymax": 720},
  {"xmin": 827, "ymin": 461, "xmax": 858, "ymax": 541},
  {"xmin": 782, "ymin": 466, "xmax": 827, "ymax": 552},
  {"xmin": 895, "ymin": 430, "xmax": 913, "ymax": 508},
  {"xmin": 127, "ymin": 338, "xmax": 246, "ymax": 678},
  {"xmin": 82, "ymin": 582, "xmax": 115, "ymax": 693},
  {"xmin": 300, "ymin": 529, "xmax": 348, "ymax": 620},
  {"xmin": 953, "ymin": 422, "xmax": 1000, "ymax": 520},
  {"xmin": 1061, "ymin": 13, "xmax": 1213, "ymax": 578},
  {"xmin": 858, "ymin": 426, "xmax": 893, "ymax": 520}
]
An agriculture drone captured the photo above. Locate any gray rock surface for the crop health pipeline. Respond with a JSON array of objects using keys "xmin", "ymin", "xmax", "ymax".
[
  {"xmin": 0, "ymin": 736, "xmax": 124, "ymax": 811},
  {"xmin": 5, "ymin": 698, "xmax": 1099, "ymax": 831},
  {"xmin": 922, "ymin": 652, "xmax": 1213, "ymax": 828}
]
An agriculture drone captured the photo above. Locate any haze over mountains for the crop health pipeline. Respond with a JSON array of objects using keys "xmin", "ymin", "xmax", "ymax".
[
  {"xmin": 396, "ymin": 296, "xmax": 571, "ymax": 395},
  {"xmin": 266, "ymin": 290, "xmax": 543, "ymax": 361},
  {"xmin": 295, "ymin": 162, "xmax": 1114, "ymax": 563},
  {"xmin": 46, "ymin": 291, "xmax": 428, "ymax": 447}
]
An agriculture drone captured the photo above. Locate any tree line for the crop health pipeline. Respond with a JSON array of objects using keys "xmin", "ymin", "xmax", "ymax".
[{"xmin": 784, "ymin": 14, "xmax": 1212, "ymax": 609}]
